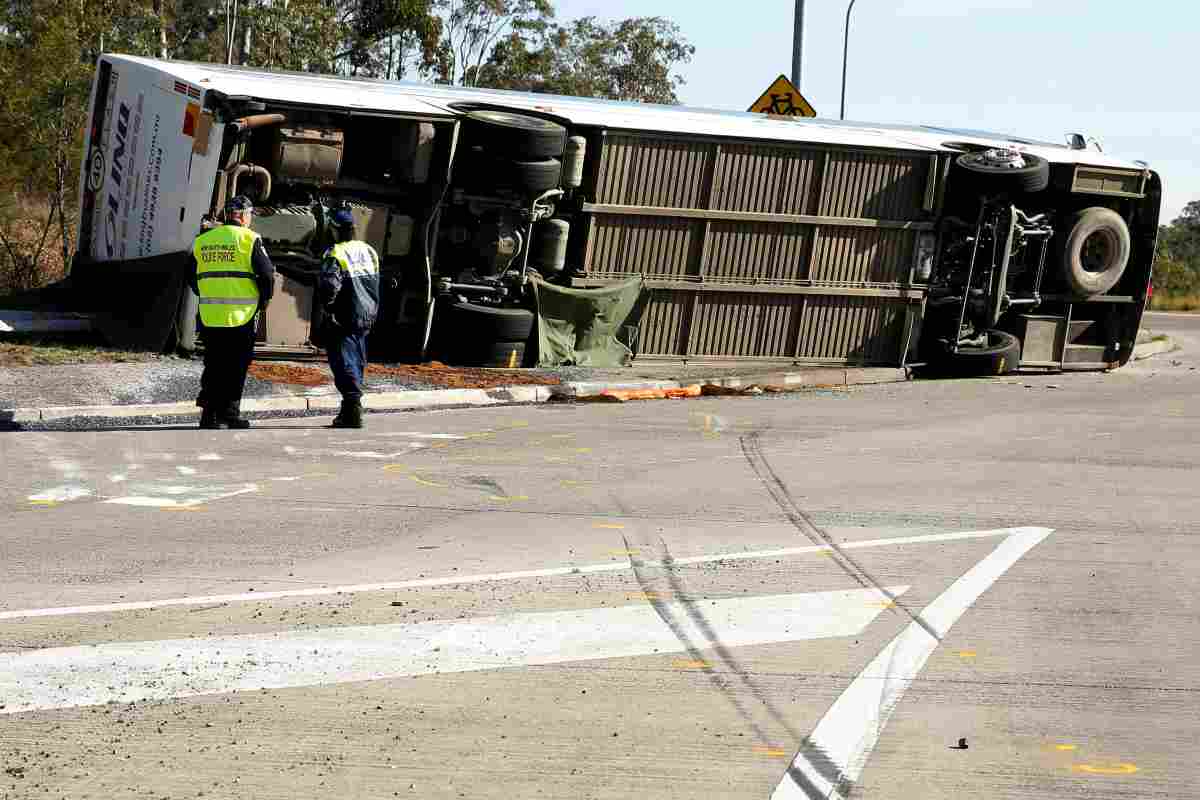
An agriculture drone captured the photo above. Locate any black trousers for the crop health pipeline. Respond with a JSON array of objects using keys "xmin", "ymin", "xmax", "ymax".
[{"xmin": 197, "ymin": 321, "xmax": 256, "ymax": 417}]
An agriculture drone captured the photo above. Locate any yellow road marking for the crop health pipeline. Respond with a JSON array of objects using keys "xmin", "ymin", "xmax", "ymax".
[
  {"xmin": 593, "ymin": 523, "xmax": 625, "ymax": 530},
  {"xmin": 163, "ymin": 506, "xmax": 205, "ymax": 512},
  {"xmin": 410, "ymin": 475, "xmax": 447, "ymax": 488},
  {"xmin": 550, "ymin": 433, "xmax": 575, "ymax": 439},
  {"xmin": 752, "ymin": 745, "xmax": 790, "ymax": 758},
  {"xmin": 575, "ymin": 447, "xmax": 592, "ymax": 454},
  {"xmin": 1073, "ymin": 763, "xmax": 1139, "ymax": 775},
  {"xmin": 866, "ymin": 600, "xmax": 896, "ymax": 609},
  {"xmin": 672, "ymin": 658, "xmax": 710, "ymax": 669},
  {"xmin": 958, "ymin": 650, "xmax": 977, "ymax": 659},
  {"xmin": 629, "ymin": 591, "xmax": 663, "ymax": 602},
  {"xmin": 610, "ymin": 548, "xmax": 641, "ymax": 557},
  {"xmin": 489, "ymin": 495, "xmax": 529, "ymax": 502},
  {"xmin": 306, "ymin": 472, "xmax": 336, "ymax": 478},
  {"xmin": 382, "ymin": 464, "xmax": 408, "ymax": 473},
  {"xmin": 1055, "ymin": 744, "xmax": 1078, "ymax": 751},
  {"xmin": 29, "ymin": 500, "xmax": 59, "ymax": 507}
]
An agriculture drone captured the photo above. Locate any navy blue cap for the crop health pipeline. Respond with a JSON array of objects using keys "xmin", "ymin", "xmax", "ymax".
[
  {"xmin": 330, "ymin": 208, "xmax": 355, "ymax": 230},
  {"xmin": 225, "ymin": 195, "xmax": 253, "ymax": 214}
]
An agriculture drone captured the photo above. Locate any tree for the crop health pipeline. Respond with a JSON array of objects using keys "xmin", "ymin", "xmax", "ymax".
[
  {"xmin": 436, "ymin": 0, "xmax": 553, "ymax": 86},
  {"xmin": 477, "ymin": 15, "xmax": 694, "ymax": 103}
]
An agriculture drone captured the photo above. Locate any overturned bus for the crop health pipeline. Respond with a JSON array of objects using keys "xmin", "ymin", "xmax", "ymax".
[{"xmin": 74, "ymin": 54, "xmax": 1162, "ymax": 373}]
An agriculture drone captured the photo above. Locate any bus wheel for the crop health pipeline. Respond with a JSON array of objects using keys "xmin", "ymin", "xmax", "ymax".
[
  {"xmin": 462, "ymin": 110, "xmax": 568, "ymax": 160},
  {"xmin": 955, "ymin": 149, "xmax": 1049, "ymax": 193},
  {"xmin": 496, "ymin": 158, "xmax": 563, "ymax": 195},
  {"xmin": 941, "ymin": 329, "xmax": 1021, "ymax": 376},
  {"xmin": 1059, "ymin": 207, "xmax": 1131, "ymax": 297}
]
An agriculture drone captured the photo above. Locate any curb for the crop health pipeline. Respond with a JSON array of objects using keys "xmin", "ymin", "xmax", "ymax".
[{"xmin": 0, "ymin": 366, "xmax": 910, "ymax": 430}]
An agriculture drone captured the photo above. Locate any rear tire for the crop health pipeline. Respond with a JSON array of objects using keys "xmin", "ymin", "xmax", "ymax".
[
  {"xmin": 941, "ymin": 329, "xmax": 1021, "ymax": 376},
  {"xmin": 461, "ymin": 110, "xmax": 568, "ymax": 160},
  {"xmin": 1059, "ymin": 207, "xmax": 1131, "ymax": 297}
]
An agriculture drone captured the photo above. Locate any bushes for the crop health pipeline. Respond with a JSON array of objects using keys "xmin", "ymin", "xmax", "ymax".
[{"xmin": 0, "ymin": 196, "xmax": 73, "ymax": 296}]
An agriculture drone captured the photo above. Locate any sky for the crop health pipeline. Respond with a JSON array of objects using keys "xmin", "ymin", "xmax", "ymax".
[{"xmin": 553, "ymin": 0, "xmax": 1196, "ymax": 223}]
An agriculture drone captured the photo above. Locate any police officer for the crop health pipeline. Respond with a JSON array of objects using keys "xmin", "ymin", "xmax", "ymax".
[
  {"xmin": 189, "ymin": 195, "xmax": 274, "ymax": 429},
  {"xmin": 317, "ymin": 208, "xmax": 380, "ymax": 429}
]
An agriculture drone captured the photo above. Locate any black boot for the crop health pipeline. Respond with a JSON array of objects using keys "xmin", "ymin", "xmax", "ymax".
[
  {"xmin": 331, "ymin": 398, "xmax": 363, "ymax": 429},
  {"xmin": 218, "ymin": 403, "xmax": 251, "ymax": 429},
  {"xmin": 199, "ymin": 409, "xmax": 224, "ymax": 430}
]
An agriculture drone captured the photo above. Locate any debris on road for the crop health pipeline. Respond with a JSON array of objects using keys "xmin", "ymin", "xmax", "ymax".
[
  {"xmin": 247, "ymin": 363, "xmax": 330, "ymax": 387},
  {"xmin": 365, "ymin": 362, "xmax": 561, "ymax": 390}
]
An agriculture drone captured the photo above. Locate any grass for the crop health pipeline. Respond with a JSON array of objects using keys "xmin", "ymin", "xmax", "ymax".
[
  {"xmin": 0, "ymin": 334, "xmax": 157, "ymax": 367},
  {"xmin": 1149, "ymin": 293, "xmax": 1200, "ymax": 312}
]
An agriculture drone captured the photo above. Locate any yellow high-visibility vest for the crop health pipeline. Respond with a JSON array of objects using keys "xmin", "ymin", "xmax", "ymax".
[
  {"xmin": 329, "ymin": 240, "xmax": 379, "ymax": 277},
  {"xmin": 193, "ymin": 225, "xmax": 261, "ymax": 328}
]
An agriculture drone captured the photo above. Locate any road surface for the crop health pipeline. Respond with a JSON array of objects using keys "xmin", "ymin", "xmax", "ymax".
[{"xmin": 1, "ymin": 338, "xmax": 1198, "ymax": 799}]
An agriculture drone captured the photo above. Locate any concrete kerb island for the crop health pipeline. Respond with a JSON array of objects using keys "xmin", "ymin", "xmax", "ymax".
[
  {"xmin": 0, "ymin": 331, "xmax": 1178, "ymax": 430},
  {"xmin": 0, "ymin": 367, "xmax": 911, "ymax": 430}
]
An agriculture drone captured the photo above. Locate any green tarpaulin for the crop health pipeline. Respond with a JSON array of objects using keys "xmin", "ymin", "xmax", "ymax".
[{"xmin": 531, "ymin": 276, "xmax": 644, "ymax": 367}]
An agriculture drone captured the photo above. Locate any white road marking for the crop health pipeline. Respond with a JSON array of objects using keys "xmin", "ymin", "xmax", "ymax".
[
  {"xmin": 0, "ymin": 528, "xmax": 1021, "ymax": 621},
  {"xmin": 0, "ymin": 587, "xmax": 906, "ymax": 715},
  {"xmin": 379, "ymin": 432, "xmax": 467, "ymax": 440},
  {"xmin": 103, "ymin": 484, "xmax": 258, "ymax": 509},
  {"xmin": 27, "ymin": 486, "xmax": 93, "ymax": 503},
  {"xmin": 196, "ymin": 454, "xmax": 223, "ymax": 461},
  {"xmin": 284, "ymin": 446, "xmax": 424, "ymax": 459},
  {"xmin": 772, "ymin": 526, "xmax": 1052, "ymax": 800},
  {"xmin": 176, "ymin": 466, "xmax": 198, "ymax": 476},
  {"xmin": 108, "ymin": 475, "xmax": 127, "ymax": 483}
]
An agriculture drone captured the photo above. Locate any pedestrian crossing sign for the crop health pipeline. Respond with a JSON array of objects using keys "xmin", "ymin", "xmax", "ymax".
[{"xmin": 748, "ymin": 74, "xmax": 816, "ymax": 118}]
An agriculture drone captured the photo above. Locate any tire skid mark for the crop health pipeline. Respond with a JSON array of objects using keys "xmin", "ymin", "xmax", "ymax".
[
  {"xmin": 623, "ymin": 533, "xmax": 799, "ymax": 761},
  {"xmin": 740, "ymin": 431, "xmax": 939, "ymax": 642}
]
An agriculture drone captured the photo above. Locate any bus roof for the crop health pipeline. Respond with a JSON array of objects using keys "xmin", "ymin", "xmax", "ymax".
[{"xmin": 105, "ymin": 54, "xmax": 1150, "ymax": 171}]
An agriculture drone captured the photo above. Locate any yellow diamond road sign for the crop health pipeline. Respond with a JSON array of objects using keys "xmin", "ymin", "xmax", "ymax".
[{"xmin": 748, "ymin": 74, "xmax": 816, "ymax": 118}]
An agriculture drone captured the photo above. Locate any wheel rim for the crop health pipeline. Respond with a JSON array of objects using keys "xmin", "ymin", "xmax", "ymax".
[{"xmin": 1081, "ymin": 228, "xmax": 1117, "ymax": 274}]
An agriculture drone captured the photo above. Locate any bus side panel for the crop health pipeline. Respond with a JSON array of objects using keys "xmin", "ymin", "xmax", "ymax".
[{"xmin": 79, "ymin": 58, "xmax": 210, "ymax": 263}]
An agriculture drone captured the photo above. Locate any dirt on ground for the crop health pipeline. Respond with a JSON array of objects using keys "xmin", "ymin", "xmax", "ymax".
[
  {"xmin": 246, "ymin": 360, "xmax": 562, "ymax": 390},
  {"xmin": 365, "ymin": 362, "xmax": 562, "ymax": 389},
  {"xmin": 247, "ymin": 362, "xmax": 331, "ymax": 387}
]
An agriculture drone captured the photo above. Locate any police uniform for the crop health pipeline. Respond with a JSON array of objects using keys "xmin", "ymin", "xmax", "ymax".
[
  {"xmin": 317, "ymin": 223, "xmax": 380, "ymax": 428},
  {"xmin": 188, "ymin": 199, "xmax": 275, "ymax": 428}
]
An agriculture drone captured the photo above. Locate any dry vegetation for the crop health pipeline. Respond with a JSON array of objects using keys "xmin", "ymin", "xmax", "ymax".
[
  {"xmin": 0, "ymin": 335, "xmax": 156, "ymax": 367},
  {"xmin": 1149, "ymin": 294, "xmax": 1200, "ymax": 312},
  {"xmin": 0, "ymin": 197, "xmax": 72, "ymax": 295}
]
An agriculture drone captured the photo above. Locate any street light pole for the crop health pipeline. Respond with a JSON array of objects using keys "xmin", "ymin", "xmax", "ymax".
[
  {"xmin": 839, "ymin": 0, "xmax": 859, "ymax": 120},
  {"xmin": 792, "ymin": 0, "xmax": 805, "ymax": 91}
]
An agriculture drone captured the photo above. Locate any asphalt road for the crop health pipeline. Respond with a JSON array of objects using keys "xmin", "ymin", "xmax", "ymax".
[{"xmin": 1, "ymin": 326, "xmax": 1198, "ymax": 799}]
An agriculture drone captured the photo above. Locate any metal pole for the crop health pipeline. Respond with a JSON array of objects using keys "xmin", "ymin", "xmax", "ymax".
[
  {"xmin": 791, "ymin": 0, "xmax": 805, "ymax": 90},
  {"xmin": 839, "ymin": 0, "xmax": 859, "ymax": 120}
]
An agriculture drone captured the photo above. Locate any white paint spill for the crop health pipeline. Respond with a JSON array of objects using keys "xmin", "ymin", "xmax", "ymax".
[
  {"xmin": 176, "ymin": 466, "xmax": 198, "ymax": 476},
  {"xmin": 772, "ymin": 527, "xmax": 1053, "ymax": 800},
  {"xmin": 0, "ymin": 528, "xmax": 1024, "ymax": 621},
  {"xmin": 28, "ymin": 486, "xmax": 93, "ymax": 503},
  {"xmin": 196, "ymin": 454, "xmax": 223, "ymax": 462},
  {"xmin": 104, "ymin": 483, "xmax": 259, "ymax": 509},
  {"xmin": 0, "ymin": 587, "xmax": 905, "ymax": 714}
]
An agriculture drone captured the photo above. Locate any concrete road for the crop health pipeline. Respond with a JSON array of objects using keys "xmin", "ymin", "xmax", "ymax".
[{"xmin": 1, "ymin": 342, "xmax": 1198, "ymax": 799}]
